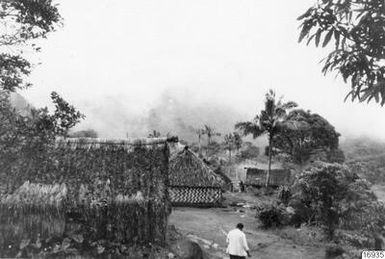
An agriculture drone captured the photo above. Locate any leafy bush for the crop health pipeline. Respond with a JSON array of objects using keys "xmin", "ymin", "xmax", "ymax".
[
  {"xmin": 292, "ymin": 162, "xmax": 384, "ymax": 240},
  {"xmin": 0, "ymin": 92, "xmax": 84, "ymax": 193},
  {"xmin": 257, "ymin": 204, "xmax": 291, "ymax": 228},
  {"xmin": 277, "ymin": 186, "xmax": 291, "ymax": 206},
  {"xmin": 238, "ymin": 144, "xmax": 259, "ymax": 160}
]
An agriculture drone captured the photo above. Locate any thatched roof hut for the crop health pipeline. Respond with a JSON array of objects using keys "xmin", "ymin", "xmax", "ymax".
[
  {"xmin": 169, "ymin": 147, "xmax": 225, "ymax": 187},
  {"xmin": 0, "ymin": 137, "xmax": 177, "ymax": 256},
  {"xmin": 245, "ymin": 167, "xmax": 291, "ymax": 187},
  {"xmin": 168, "ymin": 147, "xmax": 225, "ymax": 206}
]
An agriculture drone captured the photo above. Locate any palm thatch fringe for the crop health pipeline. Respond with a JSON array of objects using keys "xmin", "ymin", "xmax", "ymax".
[
  {"xmin": 1, "ymin": 181, "xmax": 67, "ymax": 207},
  {"xmin": 169, "ymin": 148, "xmax": 225, "ymax": 187}
]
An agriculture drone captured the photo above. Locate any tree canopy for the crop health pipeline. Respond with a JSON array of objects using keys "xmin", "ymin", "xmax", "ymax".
[
  {"xmin": 0, "ymin": 2, "xmax": 85, "ymax": 182},
  {"xmin": 273, "ymin": 109, "xmax": 343, "ymax": 164},
  {"xmin": 0, "ymin": 0, "xmax": 61, "ymax": 92},
  {"xmin": 298, "ymin": 0, "xmax": 385, "ymax": 105},
  {"xmin": 293, "ymin": 162, "xmax": 383, "ymax": 239},
  {"xmin": 223, "ymin": 132, "xmax": 242, "ymax": 162},
  {"xmin": 0, "ymin": 91, "xmax": 84, "ymax": 178},
  {"xmin": 203, "ymin": 124, "xmax": 221, "ymax": 145}
]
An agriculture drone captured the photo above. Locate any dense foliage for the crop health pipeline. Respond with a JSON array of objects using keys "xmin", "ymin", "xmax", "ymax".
[
  {"xmin": 0, "ymin": 91, "xmax": 84, "ymax": 192},
  {"xmin": 291, "ymin": 162, "xmax": 384, "ymax": 240},
  {"xmin": 238, "ymin": 142, "xmax": 260, "ymax": 160},
  {"xmin": 342, "ymin": 137, "xmax": 385, "ymax": 183},
  {"xmin": 257, "ymin": 204, "xmax": 290, "ymax": 228},
  {"xmin": 349, "ymin": 156, "xmax": 385, "ymax": 184},
  {"xmin": 223, "ymin": 132, "xmax": 242, "ymax": 162},
  {"xmin": 298, "ymin": 0, "xmax": 385, "ymax": 105},
  {"xmin": 273, "ymin": 109, "xmax": 344, "ymax": 164}
]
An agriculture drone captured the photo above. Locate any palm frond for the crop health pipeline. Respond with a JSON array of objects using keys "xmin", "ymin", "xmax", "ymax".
[
  {"xmin": 274, "ymin": 108, "xmax": 287, "ymax": 119},
  {"xmin": 281, "ymin": 101, "xmax": 298, "ymax": 110},
  {"xmin": 264, "ymin": 98, "xmax": 275, "ymax": 117},
  {"xmin": 235, "ymin": 121, "xmax": 265, "ymax": 138}
]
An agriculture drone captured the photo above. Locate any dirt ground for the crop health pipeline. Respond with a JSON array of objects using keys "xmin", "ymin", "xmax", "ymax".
[{"xmin": 168, "ymin": 193, "xmax": 326, "ymax": 259}]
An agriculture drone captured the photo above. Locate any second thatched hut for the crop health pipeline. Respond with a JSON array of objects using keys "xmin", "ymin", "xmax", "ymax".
[
  {"xmin": 168, "ymin": 147, "xmax": 225, "ymax": 207},
  {"xmin": 244, "ymin": 167, "xmax": 291, "ymax": 187}
]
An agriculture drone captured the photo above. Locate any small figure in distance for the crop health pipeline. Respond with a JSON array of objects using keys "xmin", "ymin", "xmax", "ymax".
[
  {"xmin": 226, "ymin": 223, "xmax": 251, "ymax": 259},
  {"xmin": 239, "ymin": 181, "xmax": 245, "ymax": 192}
]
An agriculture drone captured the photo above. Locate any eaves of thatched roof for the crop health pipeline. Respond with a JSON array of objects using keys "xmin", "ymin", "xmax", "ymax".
[
  {"xmin": 1, "ymin": 181, "xmax": 67, "ymax": 206},
  {"xmin": 169, "ymin": 148, "xmax": 225, "ymax": 187}
]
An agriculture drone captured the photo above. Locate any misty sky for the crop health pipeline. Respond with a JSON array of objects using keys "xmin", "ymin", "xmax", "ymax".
[{"xmin": 22, "ymin": 0, "xmax": 385, "ymax": 140}]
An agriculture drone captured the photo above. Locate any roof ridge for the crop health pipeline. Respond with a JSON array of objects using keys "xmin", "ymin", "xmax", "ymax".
[{"xmin": 55, "ymin": 136, "xmax": 179, "ymax": 146}]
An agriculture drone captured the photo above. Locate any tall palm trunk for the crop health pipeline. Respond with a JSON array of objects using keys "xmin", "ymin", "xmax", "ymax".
[
  {"xmin": 266, "ymin": 135, "xmax": 272, "ymax": 187},
  {"xmin": 198, "ymin": 135, "xmax": 201, "ymax": 154}
]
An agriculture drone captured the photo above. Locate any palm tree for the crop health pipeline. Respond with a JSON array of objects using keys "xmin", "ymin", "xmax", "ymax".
[
  {"xmin": 148, "ymin": 130, "xmax": 161, "ymax": 138},
  {"xmin": 233, "ymin": 132, "xmax": 243, "ymax": 153},
  {"xmin": 195, "ymin": 128, "xmax": 206, "ymax": 154},
  {"xmin": 235, "ymin": 89, "xmax": 297, "ymax": 187},
  {"xmin": 224, "ymin": 133, "xmax": 235, "ymax": 162},
  {"xmin": 204, "ymin": 124, "xmax": 221, "ymax": 145}
]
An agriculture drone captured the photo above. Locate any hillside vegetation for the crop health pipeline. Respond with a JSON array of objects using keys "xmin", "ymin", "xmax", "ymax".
[{"xmin": 341, "ymin": 137, "xmax": 385, "ymax": 184}]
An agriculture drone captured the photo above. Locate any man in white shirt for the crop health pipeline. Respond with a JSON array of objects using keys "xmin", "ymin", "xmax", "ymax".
[{"xmin": 226, "ymin": 223, "xmax": 251, "ymax": 259}]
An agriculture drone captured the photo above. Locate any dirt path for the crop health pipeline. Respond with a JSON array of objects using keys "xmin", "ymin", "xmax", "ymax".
[{"xmin": 169, "ymin": 207, "xmax": 325, "ymax": 259}]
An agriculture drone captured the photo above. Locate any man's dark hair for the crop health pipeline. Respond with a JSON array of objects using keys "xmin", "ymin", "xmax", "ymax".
[{"xmin": 236, "ymin": 223, "xmax": 244, "ymax": 230}]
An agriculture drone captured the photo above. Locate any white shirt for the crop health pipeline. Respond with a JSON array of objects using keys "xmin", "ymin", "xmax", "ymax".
[{"xmin": 226, "ymin": 228, "xmax": 250, "ymax": 256}]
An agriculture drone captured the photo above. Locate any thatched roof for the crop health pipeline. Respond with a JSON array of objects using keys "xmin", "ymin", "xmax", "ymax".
[
  {"xmin": 169, "ymin": 148, "xmax": 225, "ymax": 187},
  {"xmin": 55, "ymin": 136, "xmax": 178, "ymax": 151},
  {"xmin": 0, "ymin": 136, "xmax": 175, "ymax": 206}
]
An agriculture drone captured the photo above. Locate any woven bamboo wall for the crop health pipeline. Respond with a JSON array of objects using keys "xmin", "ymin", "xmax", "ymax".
[
  {"xmin": 245, "ymin": 168, "xmax": 290, "ymax": 187},
  {"xmin": 169, "ymin": 186, "xmax": 222, "ymax": 207}
]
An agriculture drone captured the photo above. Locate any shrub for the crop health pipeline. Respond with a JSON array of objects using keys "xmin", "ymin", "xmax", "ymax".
[
  {"xmin": 292, "ymin": 163, "xmax": 352, "ymax": 239},
  {"xmin": 288, "ymin": 198, "xmax": 313, "ymax": 227},
  {"xmin": 277, "ymin": 186, "xmax": 291, "ymax": 206},
  {"xmin": 257, "ymin": 204, "xmax": 290, "ymax": 228},
  {"xmin": 238, "ymin": 144, "xmax": 259, "ymax": 160},
  {"xmin": 292, "ymin": 162, "xmax": 385, "ymax": 240}
]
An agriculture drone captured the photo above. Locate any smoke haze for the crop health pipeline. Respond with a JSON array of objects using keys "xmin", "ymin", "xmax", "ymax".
[
  {"xmin": 72, "ymin": 88, "xmax": 247, "ymax": 142},
  {"xmin": 16, "ymin": 0, "xmax": 385, "ymax": 142}
]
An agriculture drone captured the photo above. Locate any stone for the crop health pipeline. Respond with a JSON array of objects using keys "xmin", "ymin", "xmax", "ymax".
[{"xmin": 172, "ymin": 239, "xmax": 204, "ymax": 259}]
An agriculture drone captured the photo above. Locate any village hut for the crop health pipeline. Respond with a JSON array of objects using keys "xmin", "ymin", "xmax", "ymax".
[
  {"xmin": 0, "ymin": 137, "xmax": 177, "ymax": 256},
  {"xmin": 244, "ymin": 167, "xmax": 291, "ymax": 187},
  {"xmin": 168, "ymin": 147, "xmax": 226, "ymax": 207}
]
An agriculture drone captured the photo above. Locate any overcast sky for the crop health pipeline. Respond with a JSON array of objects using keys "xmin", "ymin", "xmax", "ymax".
[{"xmin": 23, "ymin": 0, "xmax": 385, "ymax": 140}]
